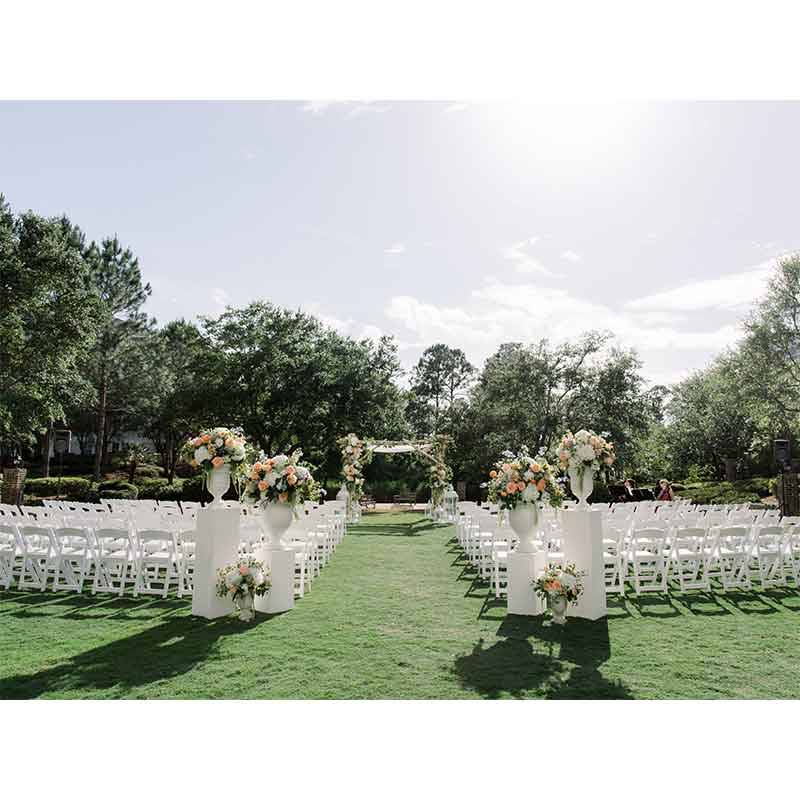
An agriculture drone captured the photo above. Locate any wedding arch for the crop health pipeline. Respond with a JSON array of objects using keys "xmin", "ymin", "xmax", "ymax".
[{"xmin": 337, "ymin": 433, "xmax": 452, "ymax": 511}]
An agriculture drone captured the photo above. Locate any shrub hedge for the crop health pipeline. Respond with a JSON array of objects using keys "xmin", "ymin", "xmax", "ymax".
[
  {"xmin": 98, "ymin": 480, "xmax": 139, "ymax": 500},
  {"xmin": 23, "ymin": 477, "xmax": 92, "ymax": 500}
]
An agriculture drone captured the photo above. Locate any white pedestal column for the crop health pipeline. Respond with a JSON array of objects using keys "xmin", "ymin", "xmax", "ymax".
[
  {"xmin": 254, "ymin": 546, "xmax": 295, "ymax": 614},
  {"xmin": 561, "ymin": 508, "xmax": 607, "ymax": 620},
  {"xmin": 507, "ymin": 549, "xmax": 547, "ymax": 616},
  {"xmin": 191, "ymin": 504, "xmax": 241, "ymax": 619}
]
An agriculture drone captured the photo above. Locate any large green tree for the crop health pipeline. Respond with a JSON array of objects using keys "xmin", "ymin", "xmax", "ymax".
[
  {"xmin": 82, "ymin": 236, "xmax": 152, "ymax": 479},
  {"xmin": 0, "ymin": 197, "xmax": 101, "ymax": 461},
  {"xmin": 203, "ymin": 302, "xmax": 406, "ymax": 478},
  {"xmin": 408, "ymin": 344, "xmax": 476, "ymax": 435}
]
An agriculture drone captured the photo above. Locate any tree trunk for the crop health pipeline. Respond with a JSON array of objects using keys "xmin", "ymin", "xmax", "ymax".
[
  {"xmin": 93, "ymin": 378, "xmax": 107, "ymax": 481},
  {"xmin": 724, "ymin": 457, "xmax": 737, "ymax": 483}
]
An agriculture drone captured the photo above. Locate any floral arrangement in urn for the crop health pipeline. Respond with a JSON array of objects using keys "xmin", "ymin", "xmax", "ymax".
[
  {"xmin": 533, "ymin": 563, "xmax": 584, "ymax": 625},
  {"xmin": 182, "ymin": 426, "xmax": 250, "ymax": 478},
  {"xmin": 557, "ymin": 429, "xmax": 615, "ymax": 478},
  {"xmin": 242, "ymin": 450, "xmax": 318, "ymax": 509},
  {"xmin": 486, "ymin": 448, "xmax": 563, "ymax": 511},
  {"xmin": 216, "ymin": 556, "xmax": 270, "ymax": 621},
  {"xmin": 337, "ymin": 433, "xmax": 372, "ymax": 500},
  {"xmin": 429, "ymin": 461, "xmax": 453, "ymax": 508}
]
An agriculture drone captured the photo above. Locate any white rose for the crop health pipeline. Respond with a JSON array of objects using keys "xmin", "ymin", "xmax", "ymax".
[
  {"xmin": 226, "ymin": 572, "xmax": 241, "ymax": 587},
  {"xmin": 577, "ymin": 444, "xmax": 596, "ymax": 462},
  {"xmin": 232, "ymin": 445, "xmax": 245, "ymax": 461},
  {"xmin": 194, "ymin": 446, "xmax": 210, "ymax": 463},
  {"xmin": 273, "ymin": 454, "xmax": 289, "ymax": 469},
  {"xmin": 215, "ymin": 438, "xmax": 223, "ymax": 447},
  {"xmin": 575, "ymin": 430, "xmax": 590, "ymax": 442},
  {"xmin": 522, "ymin": 484, "xmax": 538, "ymax": 502},
  {"xmin": 266, "ymin": 472, "xmax": 277, "ymax": 487}
]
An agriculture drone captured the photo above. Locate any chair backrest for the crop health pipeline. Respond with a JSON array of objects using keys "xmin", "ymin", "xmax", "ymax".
[
  {"xmin": 672, "ymin": 526, "xmax": 706, "ymax": 551},
  {"xmin": 50, "ymin": 527, "xmax": 91, "ymax": 551},
  {"xmin": 631, "ymin": 527, "xmax": 667, "ymax": 551},
  {"xmin": 716, "ymin": 526, "xmax": 750, "ymax": 546}
]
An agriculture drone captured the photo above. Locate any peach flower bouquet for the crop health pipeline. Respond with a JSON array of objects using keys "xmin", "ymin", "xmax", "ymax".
[
  {"xmin": 242, "ymin": 450, "xmax": 318, "ymax": 509},
  {"xmin": 485, "ymin": 448, "xmax": 563, "ymax": 511},
  {"xmin": 181, "ymin": 426, "xmax": 251, "ymax": 481}
]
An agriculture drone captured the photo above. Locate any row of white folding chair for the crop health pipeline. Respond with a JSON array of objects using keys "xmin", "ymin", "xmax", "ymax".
[
  {"xmin": 603, "ymin": 524, "xmax": 799, "ymax": 595},
  {"xmin": 0, "ymin": 520, "xmax": 187, "ymax": 597}
]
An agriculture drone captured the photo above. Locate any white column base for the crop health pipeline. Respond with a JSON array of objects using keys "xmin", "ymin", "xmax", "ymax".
[
  {"xmin": 561, "ymin": 508, "xmax": 607, "ymax": 621},
  {"xmin": 191, "ymin": 504, "xmax": 241, "ymax": 619},
  {"xmin": 254, "ymin": 546, "xmax": 295, "ymax": 614},
  {"xmin": 507, "ymin": 550, "xmax": 547, "ymax": 616}
]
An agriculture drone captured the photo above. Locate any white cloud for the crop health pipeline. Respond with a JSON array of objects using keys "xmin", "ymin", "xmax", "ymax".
[
  {"xmin": 560, "ymin": 249, "xmax": 581, "ymax": 262},
  {"xmin": 303, "ymin": 303, "xmax": 384, "ymax": 343},
  {"xmin": 385, "ymin": 279, "xmax": 746, "ymax": 385},
  {"xmin": 384, "ymin": 242, "xmax": 406, "ymax": 255},
  {"xmin": 211, "ymin": 287, "xmax": 231, "ymax": 311},
  {"xmin": 301, "ymin": 101, "xmax": 335, "ymax": 115},
  {"xmin": 502, "ymin": 238, "xmax": 555, "ymax": 276},
  {"xmin": 626, "ymin": 259, "xmax": 776, "ymax": 312}
]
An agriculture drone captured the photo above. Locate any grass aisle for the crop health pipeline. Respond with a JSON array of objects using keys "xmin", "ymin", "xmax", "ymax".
[{"xmin": 1, "ymin": 510, "xmax": 800, "ymax": 698}]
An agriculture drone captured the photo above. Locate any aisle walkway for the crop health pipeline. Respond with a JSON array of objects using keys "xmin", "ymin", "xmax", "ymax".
[{"xmin": 2, "ymin": 512, "xmax": 800, "ymax": 698}]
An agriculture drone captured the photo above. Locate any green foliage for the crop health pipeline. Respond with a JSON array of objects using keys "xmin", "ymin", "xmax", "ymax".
[
  {"xmin": 97, "ymin": 480, "xmax": 139, "ymax": 500},
  {"xmin": 23, "ymin": 476, "xmax": 92, "ymax": 500},
  {"xmin": 675, "ymin": 478, "xmax": 773, "ymax": 505},
  {"xmin": 0, "ymin": 198, "xmax": 102, "ymax": 447}
]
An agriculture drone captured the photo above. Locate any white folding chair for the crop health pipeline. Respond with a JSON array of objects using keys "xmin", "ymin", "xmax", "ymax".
[
  {"xmin": 49, "ymin": 527, "xmax": 93, "ymax": 593},
  {"xmin": 669, "ymin": 527, "xmax": 709, "ymax": 591},
  {"xmin": 16, "ymin": 524, "xmax": 54, "ymax": 591},
  {"xmin": 751, "ymin": 525, "xmax": 786, "ymax": 588},
  {"xmin": 629, "ymin": 528, "xmax": 668, "ymax": 594},
  {"xmin": 713, "ymin": 526, "xmax": 752, "ymax": 590},
  {"xmin": 0, "ymin": 522, "xmax": 19, "ymax": 590},
  {"xmin": 603, "ymin": 525, "xmax": 626, "ymax": 595},
  {"xmin": 92, "ymin": 527, "xmax": 137, "ymax": 595},
  {"xmin": 177, "ymin": 530, "xmax": 196, "ymax": 598},
  {"xmin": 133, "ymin": 530, "xmax": 180, "ymax": 598}
]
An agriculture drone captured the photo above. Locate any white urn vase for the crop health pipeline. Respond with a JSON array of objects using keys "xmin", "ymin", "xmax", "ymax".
[
  {"xmin": 262, "ymin": 502, "xmax": 294, "ymax": 549},
  {"xmin": 568, "ymin": 465, "xmax": 594, "ymax": 506},
  {"xmin": 508, "ymin": 504, "xmax": 541, "ymax": 553},
  {"xmin": 336, "ymin": 484, "xmax": 349, "ymax": 502},
  {"xmin": 207, "ymin": 464, "xmax": 231, "ymax": 507}
]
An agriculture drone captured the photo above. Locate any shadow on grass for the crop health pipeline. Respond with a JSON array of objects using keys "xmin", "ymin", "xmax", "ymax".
[
  {"xmin": 453, "ymin": 614, "xmax": 632, "ymax": 699},
  {"xmin": 0, "ymin": 591, "xmax": 190, "ymax": 622},
  {"xmin": 0, "ymin": 611, "xmax": 270, "ymax": 699},
  {"xmin": 348, "ymin": 518, "xmax": 446, "ymax": 537}
]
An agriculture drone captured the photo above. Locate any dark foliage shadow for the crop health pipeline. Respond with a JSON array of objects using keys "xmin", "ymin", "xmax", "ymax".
[
  {"xmin": 349, "ymin": 518, "xmax": 445, "ymax": 537},
  {"xmin": 0, "ymin": 591, "xmax": 190, "ymax": 622},
  {"xmin": 453, "ymin": 614, "xmax": 632, "ymax": 700},
  {"xmin": 627, "ymin": 594, "xmax": 682, "ymax": 619},
  {"xmin": 0, "ymin": 613, "xmax": 269, "ymax": 699}
]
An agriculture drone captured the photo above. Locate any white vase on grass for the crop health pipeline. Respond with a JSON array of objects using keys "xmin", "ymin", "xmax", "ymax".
[{"xmin": 508, "ymin": 503, "xmax": 541, "ymax": 553}]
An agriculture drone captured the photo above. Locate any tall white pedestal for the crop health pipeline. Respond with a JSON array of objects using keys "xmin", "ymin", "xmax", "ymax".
[
  {"xmin": 191, "ymin": 504, "xmax": 241, "ymax": 619},
  {"xmin": 561, "ymin": 508, "xmax": 607, "ymax": 620},
  {"xmin": 507, "ymin": 550, "xmax": 547, "ymax": 616},
  {"xmin": 254, "ymin": 546, "xmax": 295, "ymax": 614}
]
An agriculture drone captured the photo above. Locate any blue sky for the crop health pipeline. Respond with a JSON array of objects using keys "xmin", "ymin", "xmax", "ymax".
[{"xmin": 2, "ymin": 101, "xmax": 798, "ymax": 385}]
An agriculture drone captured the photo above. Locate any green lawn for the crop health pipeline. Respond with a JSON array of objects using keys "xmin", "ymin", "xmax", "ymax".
[{"xmin": 1, "ymin": 511, "xmax": 799, "ymax": 699}]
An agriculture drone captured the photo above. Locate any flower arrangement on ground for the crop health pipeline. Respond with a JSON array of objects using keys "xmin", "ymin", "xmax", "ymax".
[
  {"xmin": 181, "ymin": 426, "xmax": 251, "ymax": 480},
  {"xmin": 430, "ymin": 461, "xmax": 452, "ymax": 508},
  {"xmin": 486, "ymin": 448, "xmax": 563, "ymax": 511},
  {"xmin": 337, "ymin": 433, "xmax": 372, "ymax": 501},
  {"xmin": 556, "ymin": 429, "xmax": 615, "ymax": 479},
  {"xmin": 533, "ymin": 563, "xmax": 584, "ymax": 625},
  {"xmin": 242, "ymin": 450, "xmax": 318, "ymax": 508},
  {"xmin": 216, "ymin": 556, "xmax": 270, "ymax": 621}
]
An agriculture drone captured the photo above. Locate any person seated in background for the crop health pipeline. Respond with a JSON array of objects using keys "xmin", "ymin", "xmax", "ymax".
[
  {"xmin": 623, "ymin": 478, "xmax": 636, "ymax": 501},
  {"xmin": 657, "ymin": 479, "xmax": 674, "ymax": 501}
]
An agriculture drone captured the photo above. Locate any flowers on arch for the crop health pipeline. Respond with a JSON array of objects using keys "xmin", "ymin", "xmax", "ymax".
[
  {"xmin": 533, "ymin": 563, "xmax": 584, "ymax": 605},
  {"xmin": 243, "ymin": 450, "xmax": 318, "ymax": 508},
  {"xmin": 429, "ymin": 462, "xmax": 452, "ymax": 506},
  {"xmin": 337, "ymin": 433, "xmax": 372, "ymax": 500},
  {"xmin": 181, "ymin": 426, "xmax": 251, "ymax": 480},
  {"xmin": 486, "ymin": 448, "xmax": 563, "ymax": 511},
  {"xmin": 557, "ymin": 430, "xmax": 615, "ymax": 478},
  {"xmin": 216, "ymin": 556, "xmax": 270, "ymax": 621}
]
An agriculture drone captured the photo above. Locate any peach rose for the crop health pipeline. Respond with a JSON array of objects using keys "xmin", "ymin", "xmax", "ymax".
[
  {"xmin": 285, "ymin": 464, "xmax": 295, "ymax": 474},
  {"xmin": 253, "ymin": 461, "xmax": 262, "ymax": 471},
  {"xmin": 536, "ymin": 478, "xmax": 546, "ymax": 492},
  {"xmin": 287, "ymin": 474, "xmax": 297, "ymax": 486},
  {"xmin": 193, "ymin": 437, "xmax": 203, "ymax": 447},
  {"xmin": 278, "ymin": 492, "xmax": 288, "ymax": 503},
  {"xmin": 211, "ymin": 456, "xmax": 225, "ymax": 468},
  {"xmin": 239, "ymin": 565, "xmax": 249, "ymax": 576},
  {"xmin": 225, "ymin": 437, "xmax": 234, "ymax": 448},
  {"xmin": 489, "ymin": 470, "xmax": 497, "ymax": 479},
  {"xmin": 506, "ymin": 482, "xmax": 517, "ymax": 493},
  {"xmin": 516, "ymin": 482, "xmax": 525, "ymax": 492},
  {"xmin": 531, "ymin": 462, "xmax": 541, "ymax": 472},
  {"xmin": 202, "ymin": 434, "xmax": 211, "ymax": 443},
  {"xmin": 257, "ymin": 480, "xmax": 268, "ymax": 491},
  {"xmin": 190, "ymin": 459, "xmax": 198, "ymax": 467}
]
